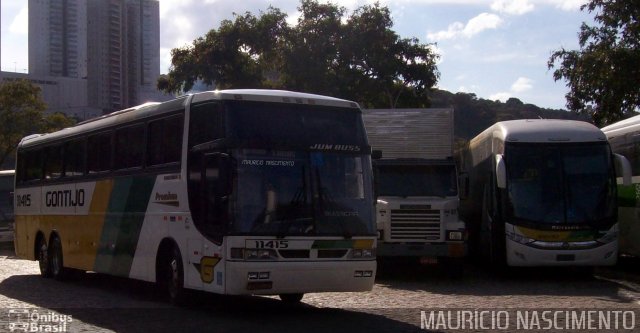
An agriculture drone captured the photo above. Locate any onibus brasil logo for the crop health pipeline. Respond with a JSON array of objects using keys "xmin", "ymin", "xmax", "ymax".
[{"xmin": 7, "ymin": 309, "xmax": 72, "ymax": 332}]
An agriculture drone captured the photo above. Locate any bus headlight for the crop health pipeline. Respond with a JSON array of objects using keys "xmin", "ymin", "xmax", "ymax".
[
  {"xmin": 597, "ymin": 228, "xmax": 618, "ymax": 245},
  {"xmin": 351, "ymin": 248, "xmax": 375, "ymax": 258},
  {"xmin": 506, "ymin": 231, "xmax": 535, "ymax": 245},
  {"xmin": 231, "ymin": 248, "xmax": 278, "ymax": 260}
]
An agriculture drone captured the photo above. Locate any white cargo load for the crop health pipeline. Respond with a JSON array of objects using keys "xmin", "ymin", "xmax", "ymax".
[{"xmin": 363, "ymin": 108, "xmax": 454, "ymax": 159}]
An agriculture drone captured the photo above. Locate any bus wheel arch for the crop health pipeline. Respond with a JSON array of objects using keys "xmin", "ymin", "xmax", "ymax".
[{"xmin": 156, "ymin": 238, "xmax": 186, "ymax": 304}]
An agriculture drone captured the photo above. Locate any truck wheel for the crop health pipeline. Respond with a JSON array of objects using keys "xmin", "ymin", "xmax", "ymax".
[
  {"xmin": 37, "ymin": 237, "xmax": 51, "ymax": 278},
  {"xmin": 279, "ymin": 293, "xmax": 304, "ymax": 303}
]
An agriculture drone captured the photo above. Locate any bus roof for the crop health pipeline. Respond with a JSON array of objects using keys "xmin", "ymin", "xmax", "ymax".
[
  {"xmin": 601, "ymin": 114, "xmax": 640, "ymax": 138},
  {"xmin": 471, "ymin": 119, "xmax": 606, "ymax": 145},
  {"xmin": 19, "ymin": 89, "xmax": 360, "ymax": 149},
  {"xmin": 0, "ymin": 170, "xmax": 14, "ymax": 177}
]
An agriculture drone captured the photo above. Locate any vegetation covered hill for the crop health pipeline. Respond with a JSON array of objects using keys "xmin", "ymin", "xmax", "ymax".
[{"xmin": 428, "ymin": 89, "xmax": 588, "ymax": 141}]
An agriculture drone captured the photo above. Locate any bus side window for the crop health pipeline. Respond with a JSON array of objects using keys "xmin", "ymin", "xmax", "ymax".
[
  {"xmin": 87, "ymin": 132, "xmax": 112, "ymax": 174},
  {"xmin": 188, "ymin": 102, "xmax": 224, "ymax": 148},
  {"xmin": 44, "ymin": 145, "xmax": 63, "ymax": 179},
  {"xmin": 64, "ymin": 138, "xmax": 86, "ymax": 177}
]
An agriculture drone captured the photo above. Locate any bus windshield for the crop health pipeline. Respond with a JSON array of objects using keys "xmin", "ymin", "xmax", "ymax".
[
  {"xmin": 376, "ymin": 164, "xmax": 458, "ymax": 197},
  {"xmin": 234, "ymin": 149, "xmax": 374, "ymax": 237},
  {"xmin": 505, "ymin": 142, "xmax": 616, "ymax": 226},
  {"xmin": 226, "ymin": 100, "xmax": 367, "ymax": 149}
]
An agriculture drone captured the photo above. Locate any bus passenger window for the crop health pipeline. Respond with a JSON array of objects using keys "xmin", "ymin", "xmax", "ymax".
[
  {"xmin": 115, "ymin": 124, "xmax": 144, "ymax": 170},
  {"xmin": 87, "ymin": 132, "xmax": 112, "ymax": 173},
  {"xmin": 64, "ymin": 139, "xmax": 86, "ymax": 177},
  {"xmin": 44, "ymin": 145, "xmax": 63, "ymax": 179}
]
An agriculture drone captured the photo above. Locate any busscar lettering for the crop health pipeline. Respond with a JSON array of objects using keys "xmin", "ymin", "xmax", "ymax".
[{"xmin": 45, "ymin": 189, "xmax": 85, "ymax": 207}]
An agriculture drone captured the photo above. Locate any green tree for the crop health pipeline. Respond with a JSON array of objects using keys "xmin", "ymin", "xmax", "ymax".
[
  {"xmin": 0, "ymin": 79, "xmax": 76, "ymax": 167},
  {"xmin": 158, "ymin": 0, "xmax": 439, "ymax": 108},
  {"xmin": 548, "ymin": 0, "xmax": 640, "ymax": 126}
]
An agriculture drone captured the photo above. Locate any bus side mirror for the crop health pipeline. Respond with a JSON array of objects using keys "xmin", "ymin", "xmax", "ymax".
[
  {"xmin": 495, "ymin": 154, "xmax": 507, "ymax": 189},
  {"xmin": 459, "ymin": 172, "xmax": 469, "ymax": 199},
  {"xmin": 614, "ymin": 153, "xmax": 632, "ymax": 186},
  {"xmin": 372, "ymin": 150, "xmax": 382, "ymax": 160}
]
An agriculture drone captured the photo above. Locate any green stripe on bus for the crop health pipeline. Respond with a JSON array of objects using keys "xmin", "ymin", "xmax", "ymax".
[
  {"xmin": 94, "ymin": 176, "xmax": 156, "ymax": 276},
  {"xmin": 617, "ymin": 184, "xmax": 637, "ymax": 208}
]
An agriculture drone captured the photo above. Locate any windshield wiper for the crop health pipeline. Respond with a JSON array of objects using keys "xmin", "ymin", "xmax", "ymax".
[
  {"xmin": 277, "ymin": 166, "xmax": 313, "ymax": 239},
  {"xmin": 315, "ymin": 166, "xmax": 352, "ymax": 239}
]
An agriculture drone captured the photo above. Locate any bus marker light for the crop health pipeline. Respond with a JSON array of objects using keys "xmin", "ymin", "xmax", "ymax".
[{"xmin": 354, "ymin": 271, "xmax": 363, "ymax": 277}]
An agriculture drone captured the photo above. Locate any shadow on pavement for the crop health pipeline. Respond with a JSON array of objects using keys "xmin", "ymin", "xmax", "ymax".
[{"xmin": 0, "ymin": 272, "xmax": 425, "ymax": 333}]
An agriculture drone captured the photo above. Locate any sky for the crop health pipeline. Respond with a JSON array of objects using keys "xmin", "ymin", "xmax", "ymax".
[{"xmin": 0, "ymin": 0, "xmax": 593, "ymax": 110}]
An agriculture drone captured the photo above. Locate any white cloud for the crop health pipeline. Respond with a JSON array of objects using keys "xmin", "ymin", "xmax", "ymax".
[
  {"xmin": 489, "ymin": 92, "xmax": 512, "ymax": 102},
  {"xmin": 491, "ymin": 0, "xmax": 534, "ymax": 15},
  {"xmin": 544, "ymin": 0, "xmax": 587, "ymax": 11},
  {"xmin": 427, "ymin": 13, "xmax": 503, "ymax": 41},
  {"xmin": 511, "ymin": 77, "xmax": 533, "ymax": 92},
  {"xmin": 10, "ymin": 6, "xmax": 28, "ymax": 35},
  {"xmin": 489, "ymin": 77, "xmax": 534, "ymax": 101}
]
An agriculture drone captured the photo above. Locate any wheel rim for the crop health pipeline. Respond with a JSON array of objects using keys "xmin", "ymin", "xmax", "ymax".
[
  {"xmin": 38, "ymin": 242, "xmax": 48, "ymax": 275},
  {"xmin": 50, "ymin": 239, "xmax": 62, "ymax": 276},
  {"xmin": 168, "ymin": 258, "xmax": 180, "ymax": 298}
]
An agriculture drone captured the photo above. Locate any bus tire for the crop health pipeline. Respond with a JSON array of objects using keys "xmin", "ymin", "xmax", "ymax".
[
  {"xmin": 37, "ymin": 236, "xmax": 51, "ymax": 278},
  {"xmin": 279, "ymin": 293, "xmax": 304, "ymax": 303},
  {"xmin": 161, "ymin": 246, "xmax": 186, "ymax": 305},
  {"xmin": 49, "ymin": 235, "xmax": 68, "ymax": 280}
]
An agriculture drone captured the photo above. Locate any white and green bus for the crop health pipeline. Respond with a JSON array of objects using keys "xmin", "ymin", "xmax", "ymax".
[
  {"xmin": 14, "ymin": 90, "xmax": 377, "ymax": 303},
  {"xmin": 460, "ymin": 119, "xmax": 631, "ymax": 267},
  {"xmin": 602, "ymin": 115, "xmax": 640, "ymax": 257}
]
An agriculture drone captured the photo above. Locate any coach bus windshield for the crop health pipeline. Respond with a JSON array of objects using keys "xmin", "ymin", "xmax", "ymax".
[
  {"xmin": 226, "ymin": 100, "xmax": 367, "ymax": 149},
  {"xmin": 376, "ymin": 164, "xmax": 458, "ymax": 197},
  {"xmin": 505, "ymin": 142, "xmax": 616, "ymax": 226},
  {"xmin": 234, "ymin": 149, "xmax": 375, "ymax": 237}
]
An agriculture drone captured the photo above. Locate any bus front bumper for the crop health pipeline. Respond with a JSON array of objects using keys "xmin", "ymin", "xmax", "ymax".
[
  {"xmin": 506, "ymin": 239, "xmax": 617, "ymax": 267},
  {"xmin": 225, "ymin": 259, "xmax": 376, "ymax": 295}
]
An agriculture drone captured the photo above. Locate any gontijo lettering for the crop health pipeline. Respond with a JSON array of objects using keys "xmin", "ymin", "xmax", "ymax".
[{"xmin": 45, "ymin": 189, "xmax": 85, "ymax": 207}]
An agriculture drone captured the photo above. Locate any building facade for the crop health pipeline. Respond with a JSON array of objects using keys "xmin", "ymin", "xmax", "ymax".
[{"xmin": 28, "ymin": 0, "xmax": 167, "ymax": 117}]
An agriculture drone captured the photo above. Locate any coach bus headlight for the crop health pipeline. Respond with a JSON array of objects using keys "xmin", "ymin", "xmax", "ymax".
[
  {"xmin": 506, "ymin": 231, "xmax": 535, "ymax": 245},
  {"xmin": 231, "ymin": 248, "xmax": 278, "ymax": 260},
  {"xmin": 596, "ymin": 227, "xmax": 618, "ymax": 245},
  {"xmin": 351, "ymin": 248, "xmax": 375, "ymax": 258},
  {"xmin": 245, "ymin": 249, "xmax": 278, "ymax": 260}
]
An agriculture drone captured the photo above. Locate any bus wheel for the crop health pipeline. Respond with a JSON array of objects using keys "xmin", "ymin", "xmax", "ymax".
[
  {"xmin": 37, "ymin": 237, "xmax": 51, "ymax": 278},
  {"xmin": 279, "ymin": 293, "xmax": 304, "ymax": 303},
  {"xmin": 49, "ymin": 236, "xmax": 68, "ymax": 280},
  {"xmin": 164, "ymin": 247, "xmax": 186, "ymax": 305}
]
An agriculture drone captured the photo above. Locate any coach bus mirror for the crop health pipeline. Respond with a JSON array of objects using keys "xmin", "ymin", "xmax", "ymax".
[
  {"xmin": 495, "ymin": 154, "xmax": 507, "ymax": 189},
  {"xmin": 372, "ymin": 150, "xmax": 383, "ymax": 160},
  {"xmin": 459, "ymin": 172, "xmax": 469, "ymax": 199},
  {"xmin": 614, "ymin": 153, "xmax": 632, "ymax": 186}
]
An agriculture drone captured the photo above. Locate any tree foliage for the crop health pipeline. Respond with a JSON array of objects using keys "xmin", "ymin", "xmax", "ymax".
[
  {"xmin": 158, "ymin": 0, "xmax": 439, "ymax": 108},
  {"xmin": 548, "ymin": 0, "xmax": 640, "ymax": 126},
  {"xmin": 0, "ymin": 79, "xmax": 76, "ymax": 167}
]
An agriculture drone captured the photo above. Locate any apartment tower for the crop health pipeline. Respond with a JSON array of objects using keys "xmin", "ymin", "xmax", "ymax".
[{"xmin": 29, "ymin": 0, "xmax": 161, "ymax": 114}]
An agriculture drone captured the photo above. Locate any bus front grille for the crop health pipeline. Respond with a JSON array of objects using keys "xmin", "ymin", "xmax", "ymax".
[{"xmin": 389, "ymin": 209, "xmax": 441, "ymax": 241}]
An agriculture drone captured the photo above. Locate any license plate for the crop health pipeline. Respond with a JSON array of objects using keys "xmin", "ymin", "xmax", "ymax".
[{"xmin": 419, "ymin": 257, "xmax": 438, "ymax": 265}]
